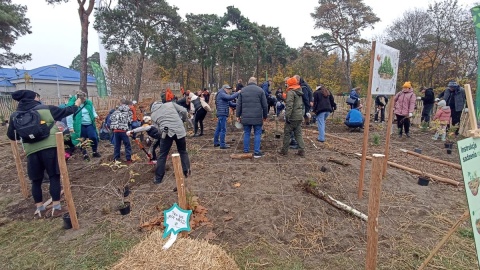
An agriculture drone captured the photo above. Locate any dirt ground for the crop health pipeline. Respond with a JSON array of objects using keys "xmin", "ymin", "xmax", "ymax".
[{"xmin": 0, "ymin": 106, "xmax": 476, "ymax": 270}]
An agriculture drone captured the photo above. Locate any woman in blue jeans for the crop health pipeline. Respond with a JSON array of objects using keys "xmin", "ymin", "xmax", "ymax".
[{"xmin": 312, "ymin": 86, "xmax": 336, "ymax": 142}]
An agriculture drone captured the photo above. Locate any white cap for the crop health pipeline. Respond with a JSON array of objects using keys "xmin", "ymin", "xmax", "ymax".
[{"xmin": 143, "ymin": 116, "xmax": 151, "ymax": 122}]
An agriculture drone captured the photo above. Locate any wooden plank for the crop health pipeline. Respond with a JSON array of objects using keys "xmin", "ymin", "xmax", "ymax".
[
  {"xmin": 464, "ymin": 84, "xmax": 480, "ymax": 137},
  {"xmin": 55, "ymin": 132, "xmax": 79, "ymax": 229},
  {"xmin": 10, "ymin": 141, "xmax": 28, "ymax": 198},
  {"xmin": 172, "ymin": 153, "xmax": 188, "ymax": 238}
]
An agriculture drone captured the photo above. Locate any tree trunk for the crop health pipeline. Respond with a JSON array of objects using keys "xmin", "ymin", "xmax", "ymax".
[
  {"xmin": 345, "ymin": 43, "xmax": 352, "ymax": 89},
  {"xmin": 77, "ymin": 1, "xmax": 95, "ymax": 95},
  {"xmin": 133, "ymin": 39, "xmax": 147, "ymax": 101}
]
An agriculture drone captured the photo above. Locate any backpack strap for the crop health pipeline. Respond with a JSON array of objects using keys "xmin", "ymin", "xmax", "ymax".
[{"xmin": 32, "ymin": 104, "xmax": 56, "ymax": 130}]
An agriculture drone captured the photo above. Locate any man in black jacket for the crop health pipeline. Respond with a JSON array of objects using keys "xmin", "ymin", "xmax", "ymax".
[
  {"xmin": 374, "ymin": 95, "xmax": 388, "ymax": 123},
  {"xmin": 295, "ymin": 75, "xmax": 313, "ymax": 125},
  {"xmin": 420, "ymin": 87, "xmax": 435, "ymax": 124},
  {"xmin": 236, "ymin": 77, "xmax": 268, "ymax": 158},
  {"xmin": 7, "ymin": 90, "xmax": 81, "ymax": 218}
]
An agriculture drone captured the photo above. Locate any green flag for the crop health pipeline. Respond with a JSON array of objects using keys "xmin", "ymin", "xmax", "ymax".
[
  {"xmin": 90, "ymin": 61, "xmax": 108, "ymax": 97},
  {"xmin": 471, "ymin": 6, "xmax": 480, "ymax": 126}
]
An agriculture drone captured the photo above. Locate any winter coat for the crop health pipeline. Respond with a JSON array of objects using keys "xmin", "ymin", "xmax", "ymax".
[
  {"xmin": 433, "ymin": 106, "xmax": 452, "ymax": 123},
  {"xmin": 421, "ymin": 88, "xmax": 435, "ymax": 105},
  {"xmin": 313, "ymin": 89, "xmax": 336, "ymax": 114},
  {"xmin": 192, "ymin": 98, "xmax": 202, "ymax": 112},
  {"xmin": 151, "ymin": 101, "xmax": 188, "ymax": 139},
  {"xmin": 132, "ymin": 124, "xmax": 161, "ymax": 140},
  {"xmin": 285, "ymin": 88, "xmax": 304, "ymax": 121},
  {"xmin": 236, "ymin": 82, "xmax": 244, "ymax": 91},
  {"xmin": 394, "ymin": 88, "xmax": 416, "ymax": 116},
  {"xmin": 346, "ymin": 108, "xmax": 364, "ymax": 124},
  {"xmin": 440, "ymin": 87, "xmax": 466, "ymax": 112},
  {"xmin": 350, "ymin": 89, "xmax": 360, "ymax": 100},
  {"xmin": 110, "ymin": 104, "xmax": 132, "ymax": 131},
  {"xmin": 236, "ymin": 83, "xmax": 268, "ymax": 126},
  {"xmin": 299, "ymin": 78, "xmax": 313, "ymax": 112},
  {"xmin": 261, "ymin": 81, "xmax": 271, "ymax": 96},
  {"xmin": 215, "ymin": 89, "xmax": 239, "ymax": 117},
  {"xmin": 7, "ymin": 99, "xmax": 77, "ymax": 156},
  {"xmin": 66, "ymin": 96, "xmax": 98, "ymax": 145}
]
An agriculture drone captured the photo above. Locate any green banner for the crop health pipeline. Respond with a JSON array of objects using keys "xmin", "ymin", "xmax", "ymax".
[
  {"xmin": 89, "ymin": 61, "xmax": 108, "ymax": 97},
  {"xmin": 457, "ymin": 137, "xmax": 480, "ymax": 267},
  {"xmin": 471, "ymin": 6, "xmax": 480, "ymax": 126}
]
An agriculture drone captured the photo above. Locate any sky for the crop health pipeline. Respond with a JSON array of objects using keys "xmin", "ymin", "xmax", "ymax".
[{"xmin": 7, "ymin": 0, "xmax": 480, "ymax": 70}]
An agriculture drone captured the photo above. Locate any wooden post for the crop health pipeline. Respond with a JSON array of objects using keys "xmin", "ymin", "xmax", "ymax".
[
  {"xmin": 464, "ymin": 84, "xmax": 480, "ymax": 137},
  {"xmin": 383, "ymin": 98, "xmax": 395, "ymax": 177},
  {"xmin": 55, "ymin": 132, "xmax": 79, "ymax": 229},
  {"xmin": 365, "ymin": 154, "xmax": 385, "ymax": 270},
  {"xmin": 417, "ymin": 210, "xmax": 470, "ymax": 270},
  {"xmin": 358, "ymin": 41, "xmax": 376, "ymax": 199},
  {"xmin": 10, "ymin": 140, "xmax": 28, "ymax": 198},
  {"xmin": 172, "ymin": 153, "xmax": 188, "ymax": 238}
]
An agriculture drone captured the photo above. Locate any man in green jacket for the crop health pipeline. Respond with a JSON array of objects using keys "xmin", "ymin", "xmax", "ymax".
[
  {"xmin": 7, "ymin": 90, "xmax": 82, "ymax": 218},
  {"xmin": 279, "ymin": 77, "xmax": 305, "ymax": 157}
]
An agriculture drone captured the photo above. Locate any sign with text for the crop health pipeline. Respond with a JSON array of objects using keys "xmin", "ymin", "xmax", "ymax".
[
  {"xmin": 458, "ymin": 137, "xmax": 480, "ymax": 267},
  {"xmin": 371, "ymin": 42, "xmax": 400, "ymax": 96},
  {"xmin": 163, "ymin": 203, "xmax": 192, "ymax": 239}
]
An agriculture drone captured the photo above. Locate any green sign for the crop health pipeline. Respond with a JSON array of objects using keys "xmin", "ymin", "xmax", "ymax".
[
  {"xmin": 470, "ymin": 6, "xmax": 480, "ymax": 127},
  {"xmin": 458, "ymin": 137, "xmax": 480, "ymax": 267},
  {"xmin": 89, "ymin": 61, "xmax": 108, "ymax": 97}
]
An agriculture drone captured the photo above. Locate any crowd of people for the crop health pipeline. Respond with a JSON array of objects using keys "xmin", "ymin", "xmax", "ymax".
[{"xmin": 6, "ymin": 77, "xmax": 470, "ymax": 217}]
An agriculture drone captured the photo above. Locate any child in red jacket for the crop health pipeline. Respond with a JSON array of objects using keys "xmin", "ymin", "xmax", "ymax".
[{"xmin": 432, "ymin": 100, "xmax": 451, "ymax": 141}]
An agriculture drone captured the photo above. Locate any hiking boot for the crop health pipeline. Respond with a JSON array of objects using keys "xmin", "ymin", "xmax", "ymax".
[
  {"xmin": 278, "ymin": 149, "xmax": 288, "ymax": 156},
  {"xmin": 220, "ymin": 145, "xmax": 231, "ymax": 149},
  {"xmin": 405, "ymin": 133, "xmax": 410, "ymax": 138},
  {"xmin": 214, "ymin": 144, "xmax": 220, "ymax": 147},
  {"xmin": 92, "ymin": 152, "xmax": 101, "ymax": 158},
  {"xmin": 183, "ymin": 169, "xmax": 191, "ymax": 178},
  {"xmin": 254, "ymin": 151, "xmax": 264, "ymax": 158},
  {"xmin": 193, "ymin": 133, "xmax": 200, "ymax": 137},
  {"xmin": 83, "ymin": 154, "xmax": 90, "ymax": 161},
  {"xmin": 296, "ymin": 150, "xmax": 305, "ymax": 157},
  {"xmin": 153, "ymin": 177, "xmax": 163, "ymax": 185}
]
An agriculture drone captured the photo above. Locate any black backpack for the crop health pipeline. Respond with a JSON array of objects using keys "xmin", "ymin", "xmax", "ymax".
[{"xmin": 11, "ymin": 105, "xmax": 55, "ymax": 143}]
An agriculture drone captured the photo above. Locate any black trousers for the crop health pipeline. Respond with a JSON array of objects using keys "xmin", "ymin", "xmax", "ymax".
[
  {"xmin": 447, "ymin": 110, "xmax": 463, "ymax": 135},
  {"xmin": 194, "ymin": 108, "xmax": 207, "ymax": 135},
  {"xmin": 27, "ymin": 148, "xmax": 61, "ymax": 203},
  {"xmin": 374, "ymin": 106, "xmax": 385, "ymax": 122},
  {"xmin": 155, "ymin": 135, "xmax": 190, "ymax": 182},
  {"xmin": 421, "ymin": 103, "xmax": 434, "ymax": 123},
  {"xmin": 396, "ymin": 114, "xmax": 410, "ymax": 135}
]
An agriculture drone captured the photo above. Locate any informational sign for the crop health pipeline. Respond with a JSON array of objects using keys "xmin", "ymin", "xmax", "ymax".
[
  {"xmin": 458, "ymin": 137, "xmax": 480, "ymax": 267},
  {"xmin": 371, "ymin": 42, "xmax": 400, "ymax": 96},
  {"xmin": 163, "ymin": 203, "xmax": 192, "ymax": 238}
]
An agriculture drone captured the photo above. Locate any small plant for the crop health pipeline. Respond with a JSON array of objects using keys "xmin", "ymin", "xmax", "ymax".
[
  {"xmin": 446, "ymin": 124, "xmax": 459, "ymax": 143},
  {"xmin": 420, "ymin": 121, "xmax": 429, "ymax": 132},
  {"xmin": 101, "ymin": 161, "xmax": 138, "ymax": 207},
  {"xmin": 372, "ymin": 133, "xmax": 380, "ymax": 146},
  {"xmin": 333, "ymin": 117, "xmax": 343, "ymax": 124}
]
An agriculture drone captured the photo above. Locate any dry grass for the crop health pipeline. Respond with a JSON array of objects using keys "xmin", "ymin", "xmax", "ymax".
[{"xmin": 112, "ymin": 230, "xmax": 239, "ymax": 270}]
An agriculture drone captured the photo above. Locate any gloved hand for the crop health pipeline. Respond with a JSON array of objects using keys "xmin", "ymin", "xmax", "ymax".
[
  {"xmin": 464, "ymin": 108, "xmax": 469, "ymax": 113},
  {"xmin": 126, "ymin": 131, "xmax": 132, "ymax": 137},
  {"xmin": 417, "ymin": 97, "xmax": 421, "ymax": 100},
  {"xmin": 408, "ymin": 113, "xmax": 413, "ymax": 118}
]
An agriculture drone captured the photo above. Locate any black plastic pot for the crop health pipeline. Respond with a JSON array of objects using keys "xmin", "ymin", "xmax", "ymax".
[
  {"xmin": 62, "ymin": 212, "xmax": 78, "ymax": 229},
  {"xmin": 320, "ymin": 166, "xmax": 328, "ymax": 172},
  {"xmin": 123, "ymin": 186, "xmax": 130, "ymax": 197},
  {"xmin": 444, "ymin": 142, "xmax": 453, "ymax": 149},
  {"xmin": 118, "ymin": 202, "xmax": 131, "ymax": 215},
  {"xmin": 275, "ymin": 134, "xmax": 281, "ymax": 139},
  {"xmin": 414, "ymin": 148, "xmax": 422, "ymax": 154},
  {"xmin": 418, "ymin": 177, "xmax": 430, "ymax": 186},
  {"xmin": 447, "ymin": 149, "xmax": 452, "ymax": 155}
]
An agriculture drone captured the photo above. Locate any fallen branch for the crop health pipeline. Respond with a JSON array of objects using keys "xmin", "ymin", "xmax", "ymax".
[
  {"xmin": 230, "ymin": 153, "xmax": 253, "ymax": 159},
  {"xmin": 327, "ymin": 157, "xmax": 350, "ymax": 166},
  {"xmin": 399, "ymin": 149, "xmax": 461, "ymax": 170},
  {"xmin": 355, "ymin": 154, "xmax": 460, "ymax": 186},
  {"xmin": 302, "ymin": 181, "xmax": 367, "ymax": 221},
  {"xmin": 325, "ymin": 133, "xmax": 354, "ymax": 142}
]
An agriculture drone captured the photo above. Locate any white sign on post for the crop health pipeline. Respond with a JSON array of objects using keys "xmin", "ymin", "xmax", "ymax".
[{"xmin": 371, "ymin": 43, "xmax": 400, "ymax": 96}]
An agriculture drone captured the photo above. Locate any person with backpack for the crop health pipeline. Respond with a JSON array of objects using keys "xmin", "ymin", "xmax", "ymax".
[
  {"xmin": 313, "ymin": 86, "xmax": 336, "ymax": 142},
  {"xmin": 394, "ymin": 81, "xmax": 417, "ymax": 138},
  {"xmin": 7, "ymin": 90, "xmax": 82, "ymax": 218},
  {"xmin": 110, "ymin": 102, "xmax": 133, "ymax": 163},
  {"xmin": 105, "ymin": 108, "xmax": 116, "ymax": 145},
  {"xmin": 66, "ymin": 91, "xmax": 101, "ymax": 160}
]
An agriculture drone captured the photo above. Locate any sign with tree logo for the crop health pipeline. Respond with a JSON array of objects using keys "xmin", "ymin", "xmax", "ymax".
[{"xmin": 371, "ymin": 43, "xmax": 400, "ymax": 96}]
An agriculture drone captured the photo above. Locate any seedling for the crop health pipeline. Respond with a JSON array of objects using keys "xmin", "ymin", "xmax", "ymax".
[{"xmin": 372, "ymin": 133, "xmax": 380, "ymax": 146}]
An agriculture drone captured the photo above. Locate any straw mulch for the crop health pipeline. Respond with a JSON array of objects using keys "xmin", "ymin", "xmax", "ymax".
[{"xmin": 111, "ymin": 230, "xmax": 239, "ymax": 270}]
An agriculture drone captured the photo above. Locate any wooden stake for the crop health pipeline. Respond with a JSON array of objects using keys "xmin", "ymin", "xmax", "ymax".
[
  {"xmin": 172, "ymin": 153, "xmax": 188, "ymax": 238},
  {"xmin": 417, "ymin": 210, "xmax": 470, "ymax": 270},
  {"xmin": 383, "ymin": 98, "xmax": 395, "ymax": 177},
  {"xmin": 230, "ymin": 153, "xmax": 253, "ymax": 159},
  {"xmin": 359, "ymin": 41, "xmax": 376, "ymax": 199},
  {"xmin": 365, "ymin": 154, "xmax": 385, "ymax": 270},
  {"xmin": 55, "ymin": 132, "xmax": 79, "ymax": 229},
  {"xmin": 356, "ymin": 153, "xmax": 460, "ymax": 186},
  {"xmin": 399, "ymin": 149, "xmax": 461, "ymax": 170},
  {"xmin": 464, "ymin": 84, "xmax": 480, "ymax": 137},
  {"xmin": 10, "ymin": 140, "xmax": 28, "ymax": 198}
]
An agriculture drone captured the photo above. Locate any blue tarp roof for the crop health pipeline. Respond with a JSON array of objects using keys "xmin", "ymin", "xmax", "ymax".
[
  {"xmin": 0, "ymin": 64, "xmax": 96, "ymax": 83},
  {"xmin": 0, "ymin": 79, "xmax": 14, "ymax": 87}
]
